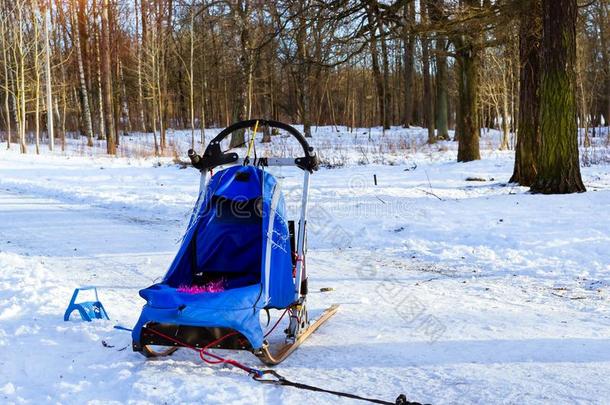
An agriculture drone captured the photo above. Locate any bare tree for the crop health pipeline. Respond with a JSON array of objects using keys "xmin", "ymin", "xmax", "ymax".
[
  {"xmin": 0, "ymin": 0, "xmax": 603, "ymax": 167},
  {"xmin": 402, "ymin": 1, "xmax": 416, "ymax": 128},
  {"xmin": 44, "ymin": 0, "xmax": 54, "ymax": 151},
  {"xmin": 510, "ymin": 0, "xmax": 542, "ymax": 186},
  {"xmin": 430, "ymin": 0, "xmax": 449, "ymax": 140},
  {"xmin": 421, "ymin": 0, "xmax": 435, "ymax": 143},
  {"xmin": 0, "ymin": 3, "xmax": 13, "ymax": 149},
  {"xmin": 365, "ymin": 1, "xmax": 391, "ymax": 130},
  {"xmin": 100, "ymin": 0, "xmax": 115, "ymax": 154},
  {"xmin": 454, "ymin": 0, "xmax": 482, "ymax": 162},
  {"xmin": 531, "ymin": 0, "xmax": 585, "ymax": 193},
  {"xmin": 71, "ymin": 0, "xmax": 94, "ymax": 147},
  {"xmin": 13, "ymin": 1, "xmax": 28, "ymax": 153}
]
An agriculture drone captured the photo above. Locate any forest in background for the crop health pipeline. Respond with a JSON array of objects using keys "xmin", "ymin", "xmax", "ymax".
[{"xmin": 0, "ymin": 0, "xmax": 609, "ymax": 193}]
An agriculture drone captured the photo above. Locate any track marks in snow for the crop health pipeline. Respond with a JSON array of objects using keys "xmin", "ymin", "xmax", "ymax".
[{"xmin": 1, "ymin": 151, "xmax": 610, "ymax": 403}]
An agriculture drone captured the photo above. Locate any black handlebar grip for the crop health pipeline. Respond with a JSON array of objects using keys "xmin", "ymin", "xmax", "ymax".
[{"xmin": 187, "ymin": 149, "xmax": 200, "ymax": 166}]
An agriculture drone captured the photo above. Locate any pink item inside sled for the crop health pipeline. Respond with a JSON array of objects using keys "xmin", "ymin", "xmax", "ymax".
[{"xmin": 177, "ymin": 280, "xmax": 226, "ymax": 294}]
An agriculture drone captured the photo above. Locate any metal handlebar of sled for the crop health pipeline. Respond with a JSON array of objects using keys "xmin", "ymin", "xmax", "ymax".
[
  {"xmin": 188, "ymin": 120, "xmax": 313, "ymax": 304},
  {"xmin": 187, "ymin": 119, "xmax": 319, "ymax": 173}
]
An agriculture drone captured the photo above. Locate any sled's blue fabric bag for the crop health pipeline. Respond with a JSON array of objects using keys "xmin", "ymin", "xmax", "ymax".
[{"xmin": 132, "ymin": 165, "xmax": 295, "ymax": 349}]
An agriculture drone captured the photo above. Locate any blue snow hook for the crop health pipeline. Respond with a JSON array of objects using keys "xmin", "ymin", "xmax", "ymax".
[{"xmin": 64, "ymin": 286, "xmax": 110, "ymax": 322}]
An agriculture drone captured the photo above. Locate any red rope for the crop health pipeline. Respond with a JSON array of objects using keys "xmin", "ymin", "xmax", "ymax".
[
  {"xmin": 264, "ymin": 308, "xmax": 289, "ymax": 338},
  {"xmin": 144, "ymin": 326, "xmax": 259, "ymax": 375},
  {"xmin": 143, "ymin": 308, "xmax": 291, "ymax": 375},
  {"xmin": 199, "ymin": 331, "xmax": 238, "ymax": 365}
]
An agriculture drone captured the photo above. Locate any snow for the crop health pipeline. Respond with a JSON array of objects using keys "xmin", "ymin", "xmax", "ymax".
[{"xmin": 0, "ymin": 126, "xmax": 609, "ymax": 404}]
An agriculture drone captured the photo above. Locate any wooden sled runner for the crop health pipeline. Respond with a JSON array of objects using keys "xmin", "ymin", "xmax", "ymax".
[
  {"xmin": 256, "ymin": 304, "xmax": 339, "ymax": 365},
  {"xmin": 138, "ymin": 304, "xmax": 339, "ymax": 365}
]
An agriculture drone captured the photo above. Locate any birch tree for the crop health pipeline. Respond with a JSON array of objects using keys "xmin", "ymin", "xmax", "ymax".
[{"xmin": 100, "ymin": 0, "xmax": 115, "ymax": 154}]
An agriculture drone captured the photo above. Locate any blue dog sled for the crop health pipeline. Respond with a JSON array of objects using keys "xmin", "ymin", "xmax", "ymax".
[{"xmin": 131, "ymin": 120, "xmax": 338, "ymax": 365}]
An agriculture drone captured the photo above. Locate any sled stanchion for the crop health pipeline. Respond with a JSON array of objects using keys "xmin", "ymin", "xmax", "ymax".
[{"xmin": 294, "ymin": 170, "xmax": 310, "ymax": 301}]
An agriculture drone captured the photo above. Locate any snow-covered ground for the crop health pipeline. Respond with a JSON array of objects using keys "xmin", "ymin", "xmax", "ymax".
[{"xmin": 1, "ymin": 126, "xmax": 609, "ymax": 404}]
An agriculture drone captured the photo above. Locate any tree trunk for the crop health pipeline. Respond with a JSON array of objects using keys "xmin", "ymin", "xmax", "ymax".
[
  {"xmin": 421, "ymin": 2, "xmax": 435, "ymax": 143},
  {"xmin": 33, "ymin": 6, "xmax": 41, "ymax": 155},
  {"xmin": 112, "ymin": 3, "xmax": 121, "ymax": 147},
  {"xmin": 499, "ymin": 67, "xmax": 510, "ymax": 150},
  {"xmin": 260, "ymin": 30, "xmax": 274, "ymax": 142},
  {"xmin": 596, "ymin": 1, "xmax": 609, "ymax": 130},
  {"xmin": 429, "ymin": 0, "xmax": 449, "ymax": 140},
  {"xmin": 1, "ymin": 11, "xmax": 12, "ymax": 149},
  {"xmin": 200, "ymin": 29, "xmax": 208, "ymax": 144},
  {"xmin": 94, "ymin": 12, "xmax": 105, "ymax": 140},
  {"xmin": 113, "ymin": 56, "xmax": 121, "ymax": 146},
  {"xmin": 531, "ymin": 0, "xmax": 585, "ymax": 193},
  {"xmin": 379, "ymin": 23, "xmax": 391, "ymax": 129},
  {"xmin": 189, "ymin": 8, "xmax": 195, "ymax": 148},
  {"xmin": 510, "ymin": 0, "xmax": 542, "ymax": 185},
  {"xmin": 15, "ymin": 2, "xmax": 27, "ymax": 153},
  {"xmin": 229, "ymin": 0, "xmax": 251, "ymax": 148},
  {"xmin": 72, "ymin": 0, "xmax": 94, "ymax": 146},
  {"xmin": 456, "ymin": 39, "xmax": 481, "ymax": 162},
  {"xmin": 422, "ymin": 36, "xmax": 435, "ymax": 143},
  {"xmin": 365, "ymin": 3, "xmax": 386, "ymax": 130},
  {"xmin": 139, "ymin": 0, "xmax": 149, "ymax": 132},
  {"xmin": 100, "ymin": 0, "xmax": 115, "ymax": 154},
  {"xmin": 77, "ymin": 0, "xmax": 90, "ymax": 89},
  {"xmin": 435, "ymin": 37, "xmax": 450, "ymax": 140},
  {"xmin": 402, "ymin": 2, "xmax": 415, "ymax": 127},
  {"xmin": 295, "ymin": 11, "xmax": 311, "ymax": 138},
  {"xmin": 44, "ymin": 2, "xmax": 54, "ymax": 151},
  {"xmin": 159, "ymin": 0, "xmax": 172, "ymax": 151}
]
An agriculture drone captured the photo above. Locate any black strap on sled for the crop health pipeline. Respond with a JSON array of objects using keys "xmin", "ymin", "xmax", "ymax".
[{"xmin": 252, "ymin": 370, "xmax": 425, "ymax": 405}]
